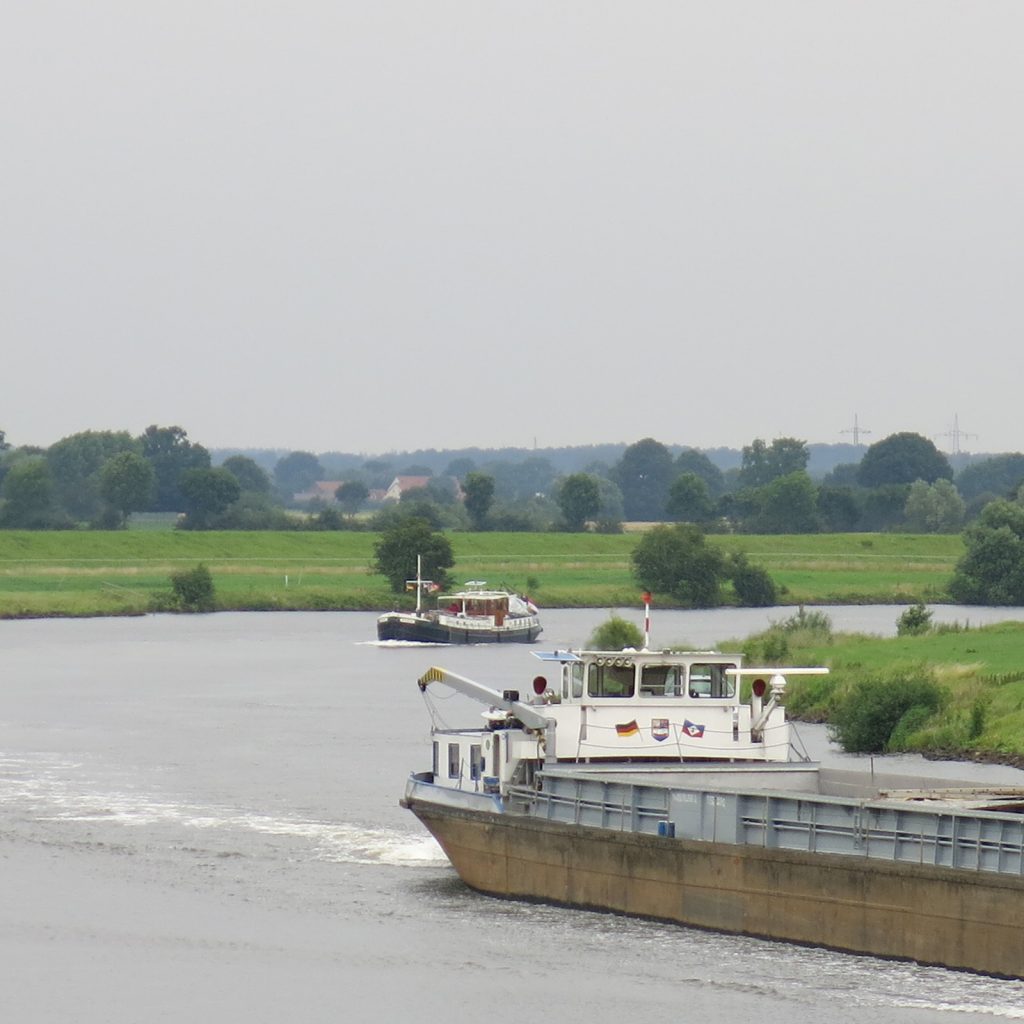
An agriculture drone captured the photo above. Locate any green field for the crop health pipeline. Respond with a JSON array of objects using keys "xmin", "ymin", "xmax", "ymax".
[
  {"xmin": 752, "ymin": 616, "xmax": 1024, "ymax": 763},
  {"xmin": 0, "ymin": 529, "xmax": 966, "ymax": 618}
]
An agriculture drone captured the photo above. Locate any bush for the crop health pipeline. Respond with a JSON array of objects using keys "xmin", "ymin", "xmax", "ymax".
[
  {"xmin": 588, "ymin": 614, "xmax": 644, "ymax": 650},
  {"xmin": 896, "ymin": 603, "xmax": 933, "ymax": 636},
  {"xmin": 828, "ymin": 673, "xmax": 943, "ymax": 753},
  {"xmin": 729, "ymin": 553, "xmax": 778, "ymax": 607},
  {"xmin": 631, "ymin": 524, "xmax": 725, "ymax": 607},
  {"xmin": 170, "ymin": 564, "xmax": 215, "ymax": 612}
]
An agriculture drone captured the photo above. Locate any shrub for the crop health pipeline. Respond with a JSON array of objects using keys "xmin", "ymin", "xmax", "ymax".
[
  {"xmin": 589, "ymin": 614, "xmax": 644, "ymax": 650},
  {"xmin": 896, "ymin": 603, "xmax": 933, "ymax": 636},
  {"xmin": 828, "ymin": 673, "xmax": 943, "ymax": 753},
  {"xmin": 729, "ymin": 553, "xmax": 778, "ymax": 607},
  {"xmin": 170, "ymin": 564, "xmax": 216, "ymax": 612}
]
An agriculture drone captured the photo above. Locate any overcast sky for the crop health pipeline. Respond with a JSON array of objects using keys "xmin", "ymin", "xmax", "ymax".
[{"xmin": 3, "ymin": 3, "xmax": 1022, "ymax": 457}]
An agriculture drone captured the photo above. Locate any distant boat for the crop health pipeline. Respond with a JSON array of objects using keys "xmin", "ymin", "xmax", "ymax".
[{"xmin": 376, "ymin": 559, "xmax": 541, "ymax": 645}]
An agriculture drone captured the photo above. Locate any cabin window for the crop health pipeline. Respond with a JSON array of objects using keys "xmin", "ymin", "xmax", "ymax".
[
  {"xmin": 447, "ymin": 742, "xmax": 461, "ymax": 779},
  {"xmin": 587, "ymin": 662, "xmax": 635, "ymax": 698},
  {"xmin": 640, "ymin": 665, "xmax": 683, "ymax": 697},
  {"xmin": 688, "ymin": 663, "xmax": 737, "ymax": 698},
  {"xmin": 432, "ymin": 741, "xmax": 439, "ymax": 777},
  {"xmin": 469, "ymin": 744, "xmax": 483, "ymax": 780},
  {"xmin": 571, "ymin": 663, "xmax": 584, "ymax": 699}
]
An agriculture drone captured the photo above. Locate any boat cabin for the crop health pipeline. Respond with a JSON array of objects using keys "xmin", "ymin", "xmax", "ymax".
[{"xmin": 417, "ymin": 648, "xmax": 810, "ymax": 799}]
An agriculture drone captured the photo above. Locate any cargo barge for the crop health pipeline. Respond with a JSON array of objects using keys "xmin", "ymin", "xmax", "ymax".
[{"xmin": 400, "ymin": 646, "xmax": 1024, "ymax": 977}]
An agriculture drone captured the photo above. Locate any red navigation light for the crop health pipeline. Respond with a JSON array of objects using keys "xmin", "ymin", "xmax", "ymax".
[
  {"xmin": 752, "ymin": 678, "xmax": 767, "ymax": 697},
  {"xmin": 532, "ymin": 675, "xmax": 548, "ymax": 696}
]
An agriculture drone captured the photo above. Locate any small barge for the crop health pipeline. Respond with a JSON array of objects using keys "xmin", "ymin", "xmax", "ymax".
[{"xmin": 377, "ymin": 563, "xmax": 541, "ymax": 645}]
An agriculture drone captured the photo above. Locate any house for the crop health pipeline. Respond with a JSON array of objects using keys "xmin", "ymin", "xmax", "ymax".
[{"xmin": 383, "ymin": 476, "xmax": 432, "ymax": 502}]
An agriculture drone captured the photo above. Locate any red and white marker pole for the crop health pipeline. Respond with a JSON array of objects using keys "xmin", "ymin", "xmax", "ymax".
[{"xmin": 642, "ymin": 590, "xmax": 651, "ymax": 648}]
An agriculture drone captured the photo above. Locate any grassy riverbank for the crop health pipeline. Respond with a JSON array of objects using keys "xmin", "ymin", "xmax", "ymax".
[
  {"xmin": 0, "ymin": 530, "xmax": 965, "ymax": 618},
  {"xmin": 726, "ymin": 613, "xmax": 1024, "ymax": 764}
]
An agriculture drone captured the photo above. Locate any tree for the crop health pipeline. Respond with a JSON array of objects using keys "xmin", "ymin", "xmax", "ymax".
[
  {"xmin": 221, "ymin": 455, "xmax": 271, "ymax": 494},
  {"xmin": 99, "ymin": 452, "xmax": 156, "ymax": 527},
  {"xmin": 556, "ymin": 473, "xmax": 601, "ymax": 531},
  {"xmin": 857, "ymin": 432, "xmax": 952, "ymax": 488},
  {"xmin": 462, "ymin": 472, "xmax": 495, "ymax": 530},
  {"xmin": 444, "ymin": 457, "xmax": 477, "ymax": 479},
  {"xmin": 904, "ymin": 479, "xmax": 965, "ymax": 533},
  {"xmin": 273, "ymin": 450, "xmax": 324, "ymax": 500},
  {"xmin": 949, "ymin": 500, "xmax": 1024, "ymax": 605},
  {"xmin": 737, "ymin": 438, "xmax": 809, "ymax": 488},
  {"xmin": 593, "ymin": 477, "xmax": 625, "ymax": 532},
  {"xmin": 610, "ymin": 438, "xmax": 675, "ymax": 521},
  {"xmin": 631, "ymin": 524, "xmax": 726, "ymax": 607},
  {"xmin": 178, "ymin": 467, "xmax": 241, "ymax": 529},
  {"xmin": 372, "ymin": 518, "xmax": 454, "ymax": 592},
  {"xmin": 335, "ymin": 480, "xmax": 369, "ymax": 516},
  {"xmin": 674, "ymin": 448, "xmax": 724, "ymax": 497},
  {"xmin": 754, "ymin": 472, "xmax": 821, "ymax": 534},
  {"xmin": 665, "ymin": 473, "xmax": 714, "ymax": 524},
  {"xmin": 816, "ymin": 486, "xmax": 862, "ymax": 532},
  {"xmin": 955, "ymin": 453, "xmax": 1024, "ymax": 501},
  {"xmin": 47, "ymin": 430, "xmax": 140, "ymax": 522},
  {"xmin": 141, "ymin": 425, "xmax": 211, "ymax": 512},
  {"xmin": 0, "ymin": 457, "xmax": 60, "ymax": 528}
]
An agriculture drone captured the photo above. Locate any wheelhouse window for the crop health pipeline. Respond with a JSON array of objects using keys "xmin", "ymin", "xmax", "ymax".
[
  {"xmin": 639, "ymin": 664, "xmax": 683, "ymax": 697},
  {"xmin": 688, "ymin": 663, "xmax": 737, "ymax": 698},
  {"xmin": 447, "ymin": 742, "xmax": 461, "ymax": 779},
  {"xmin": 571, "ymin": 662, "xmax": 584, "ymax": 699},
  {"xmin": 587, "ymin": 661, "xmax": 635, "ymax": 698},
  {"xmin": 469, "ymin": 744, "xmax": 483, "ymax": 780}
]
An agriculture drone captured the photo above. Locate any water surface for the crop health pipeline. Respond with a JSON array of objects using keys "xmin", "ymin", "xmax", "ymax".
[{"xmin": 2, "ymin": 609, "xmax": 1023, "ymax": 1022}]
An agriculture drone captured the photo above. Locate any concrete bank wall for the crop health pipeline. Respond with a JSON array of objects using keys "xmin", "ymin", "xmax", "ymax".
[{"xmin": 410, "ymin": 800, "xmax": 1024, "ymax": 978}]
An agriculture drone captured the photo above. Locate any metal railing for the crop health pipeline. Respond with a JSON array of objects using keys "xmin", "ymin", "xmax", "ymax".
[{"xmin": 510, "ymin": 773, "xmax": 1024, "ymax": 877}]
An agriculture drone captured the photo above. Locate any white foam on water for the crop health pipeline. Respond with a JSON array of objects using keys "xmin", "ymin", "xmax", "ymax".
[{"xmin": 1, "ymin": 752, "xmax": 446, "ymax": 868}]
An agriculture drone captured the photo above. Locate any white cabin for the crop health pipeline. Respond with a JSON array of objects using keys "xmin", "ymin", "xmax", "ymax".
[{"xmin": 418, "ymin": 649, "xmax": 822, "ymax": 798}]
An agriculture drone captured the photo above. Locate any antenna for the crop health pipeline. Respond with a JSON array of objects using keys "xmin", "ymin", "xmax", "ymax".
[
  {"xmin": 840, "ymin": 414, "xmax": 872, "ymax": 446},
  {"xmin": 936, "ymin": 414, "xmax": 977, "ymax": 455}
]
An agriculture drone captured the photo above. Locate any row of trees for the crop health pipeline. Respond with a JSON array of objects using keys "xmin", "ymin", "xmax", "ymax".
[
  {"xmin": 0, "ymin": 426, "xmax": 281, "ymax": 530},
  {"xmin": 2, "ymin": 426, "xmax": 1023, "ymax": 539}
]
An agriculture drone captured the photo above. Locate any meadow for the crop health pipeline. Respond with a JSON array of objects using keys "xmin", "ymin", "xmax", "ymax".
[{"xmin": 0, "ymin": 529, "xmax": 965, "ymax": 618}]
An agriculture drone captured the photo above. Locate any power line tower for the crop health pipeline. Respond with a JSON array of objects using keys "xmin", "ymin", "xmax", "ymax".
[
  {"xmin": 936, "ymin": 413, "xmax": 977, "ymax": 455},
  {"xmin": 840, "ymin": 414, "xmax": 872, "ymax": 447}
]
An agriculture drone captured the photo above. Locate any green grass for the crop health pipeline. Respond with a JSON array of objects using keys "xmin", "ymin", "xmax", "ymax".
[
  {"xmin": 765, "ymin": 619, "xmax": 1024, "ymax": 762},
  {"xmin": 0, "ymin": 528, "xmax": 966, "ymax": 618}
]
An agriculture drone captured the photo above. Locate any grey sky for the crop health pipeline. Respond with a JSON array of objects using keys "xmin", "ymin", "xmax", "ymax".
[{"xmin": 3, "ymin": 3, "xmax": 1022, "ymax": 456}]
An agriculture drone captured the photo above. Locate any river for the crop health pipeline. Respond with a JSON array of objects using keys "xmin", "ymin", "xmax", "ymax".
[{"xmin": 2, "ymin": 607, "xmax": 1024, "ymax": 1022}]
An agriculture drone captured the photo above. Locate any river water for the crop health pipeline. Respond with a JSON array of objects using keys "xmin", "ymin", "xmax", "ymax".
[{"xmin": 2, "ymin": 607, "xmax": 1024, "ymax": 1023}]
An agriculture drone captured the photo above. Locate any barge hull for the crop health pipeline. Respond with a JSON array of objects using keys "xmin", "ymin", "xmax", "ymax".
[{"xmin": 404, "ymin": 796, "xmax": 1024, "ymax": 978}]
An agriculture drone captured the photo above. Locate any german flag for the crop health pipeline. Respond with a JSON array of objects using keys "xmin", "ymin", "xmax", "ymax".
[{"xmin": 616, "ymin": 719, "xmax": 639, "ymax": 737}]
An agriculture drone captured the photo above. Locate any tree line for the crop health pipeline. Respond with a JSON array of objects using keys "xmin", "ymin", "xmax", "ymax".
[{"xmin": 2, "ymin": 425, "xmax": 1024, "ymax": 604}]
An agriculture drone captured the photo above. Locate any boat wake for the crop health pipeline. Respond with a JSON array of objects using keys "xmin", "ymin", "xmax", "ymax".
[
  {"xmin": 0, "ymin": 753, "xmax": 446, "ymax": 868},
  {"xmin": 364, "ymin": 639, "xmax": 447, "ymax": 648}
]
